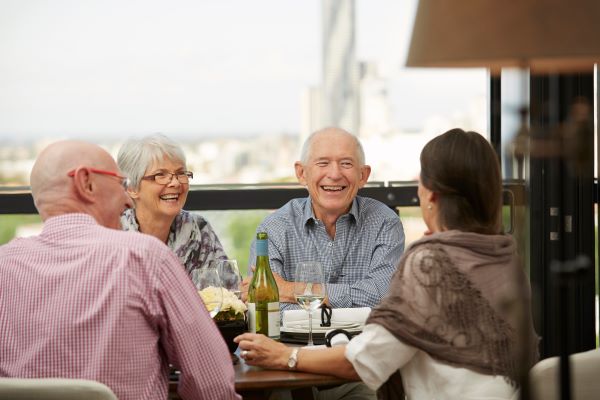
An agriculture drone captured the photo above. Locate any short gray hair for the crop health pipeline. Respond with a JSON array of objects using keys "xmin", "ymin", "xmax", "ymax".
[
  {"xmin": 300, "ymin": 127, "xmax": 365, "ymax": 166},
  {"xmin": 117, "ymin": 134, "xmax": 187, "ymax": 189}
]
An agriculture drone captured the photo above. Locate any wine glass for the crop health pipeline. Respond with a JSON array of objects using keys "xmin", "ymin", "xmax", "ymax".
[
  {"xmin": 192, "ymin": 264, "xmax": 223, "ymax": 318},
  {"xmin": 213, "ymin": 259, "xmax": 243, "ymax": 299},
  {"xmin": 293, "ymin": 261, "xmax": 327, "ymax": 346}
]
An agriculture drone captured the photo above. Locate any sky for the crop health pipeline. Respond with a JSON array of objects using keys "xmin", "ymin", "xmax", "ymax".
[{"xmin": 0, "ymin": 0, "xmax": 487, "ymax": 142}]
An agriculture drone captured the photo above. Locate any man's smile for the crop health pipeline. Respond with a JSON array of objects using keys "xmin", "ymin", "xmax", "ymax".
[{"xmin": 321, "ymin": 185, "xmax": 346, "ymax": 192}]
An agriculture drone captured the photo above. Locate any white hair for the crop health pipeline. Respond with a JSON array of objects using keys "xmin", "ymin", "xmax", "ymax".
[
  {"xmin": 299, "ymin": 127, "xmax": 365, "ymax": 165},
  {"xmin": 117, "ymin": 133, "xmax": 187, "ymax": 189}
]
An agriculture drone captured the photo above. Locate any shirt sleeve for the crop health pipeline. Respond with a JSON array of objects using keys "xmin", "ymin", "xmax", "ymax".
[
  {"xmin": 154, "ymin": 250, "xmax": 240, "ymax": 400},
  {"xmin": 327, "ymin": 216, "xmax": 405, "ymax": 308},
  {"xmin": 345, "ymin": 323, "xmax": 417, "ymax": 391}
]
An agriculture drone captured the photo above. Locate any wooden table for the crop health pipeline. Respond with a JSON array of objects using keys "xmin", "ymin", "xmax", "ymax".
[{"xmin": 169, "ymin": 356, "xmax": 349, "ymax": 400}]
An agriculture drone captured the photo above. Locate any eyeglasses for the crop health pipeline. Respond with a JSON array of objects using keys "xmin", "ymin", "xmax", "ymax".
[
  {"xmin": 141, "ymin": 171, "xmax": 193, "ymax": 185},
  {"xmin": 67, "ymin": 167, "xmax": 131, "ymax": 189}
]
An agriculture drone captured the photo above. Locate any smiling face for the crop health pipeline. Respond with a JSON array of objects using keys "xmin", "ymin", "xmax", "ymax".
[
  {"xmin": 128, "ymin": 156, "xmax": 189, "ymax": 222},
  {"xmin": 295, "ymin": 129, "xmax": 370, "ymax": 222}
]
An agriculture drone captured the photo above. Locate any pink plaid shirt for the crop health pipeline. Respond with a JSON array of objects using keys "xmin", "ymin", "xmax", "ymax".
[{"xmin": 0, "ymin": 213, "xmax": 240, "ymax": 400}]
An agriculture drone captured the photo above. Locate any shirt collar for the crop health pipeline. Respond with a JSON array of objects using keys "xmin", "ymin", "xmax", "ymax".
[
  {"xmin": 302, "ymin": 196, "xmax": 359, "ymax": 226},
  {"xmin": 41, "ymin": 213, "xmax": 99, "ymax": 238}
]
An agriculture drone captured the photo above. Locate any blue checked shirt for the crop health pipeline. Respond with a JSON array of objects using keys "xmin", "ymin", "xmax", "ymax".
[{"xmin": 248, "ymin": 196, "xmax": 405, "ymax": 313}]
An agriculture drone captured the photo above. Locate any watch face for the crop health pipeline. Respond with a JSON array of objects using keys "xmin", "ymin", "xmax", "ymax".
[{"xmin": 288, "ymin": 349, "xmax": 298, "ymax": 368}]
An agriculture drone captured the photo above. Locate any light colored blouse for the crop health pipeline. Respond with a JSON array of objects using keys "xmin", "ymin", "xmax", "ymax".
[
  {"xmin": 345, "ymin": 324, "xmax": 518, "ymax": 400},
  {"xmin": 121, "ymin": 209, "xmax": 227, "ymax": 275}
]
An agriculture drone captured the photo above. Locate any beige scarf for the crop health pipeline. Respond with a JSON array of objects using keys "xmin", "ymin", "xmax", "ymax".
[{"xmin": 367, "ymin": 230, "xmax": 539, "ymax": 399}]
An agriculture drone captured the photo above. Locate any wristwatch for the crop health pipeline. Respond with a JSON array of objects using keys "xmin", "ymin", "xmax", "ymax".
[{"xmin": 287, "ymin": 348, "xmax": 299, "ymax": 369}]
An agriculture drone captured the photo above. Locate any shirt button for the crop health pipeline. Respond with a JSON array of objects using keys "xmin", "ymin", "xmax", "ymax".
[{"xmin": 328, "ymin": 243, "xmax": 333, "ymax": 247}]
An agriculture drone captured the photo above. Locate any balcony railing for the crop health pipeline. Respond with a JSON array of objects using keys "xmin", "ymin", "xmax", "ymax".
[{"xmin": 0, "ymin": 180, "xmax": 525, "ymax": 214}]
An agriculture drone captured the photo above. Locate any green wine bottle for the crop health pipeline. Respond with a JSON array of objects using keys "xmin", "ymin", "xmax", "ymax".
[{"xmin": 247, "ymin": 232, "xmax": 280, "ymax": 339}]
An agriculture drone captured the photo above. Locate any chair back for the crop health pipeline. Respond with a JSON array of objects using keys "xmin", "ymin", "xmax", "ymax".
[
  {"xmin": 530, "ymin": 348, "xmax": 600, "ymax": 400},
  {"xmin": 0, "ymin": 378, "xmax": 118, "ymax": 400}
]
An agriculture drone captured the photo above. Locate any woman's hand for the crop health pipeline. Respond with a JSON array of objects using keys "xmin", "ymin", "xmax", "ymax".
[{"xmin": 234, "ymin": 333, "xmax": 292, "ymax": 370}]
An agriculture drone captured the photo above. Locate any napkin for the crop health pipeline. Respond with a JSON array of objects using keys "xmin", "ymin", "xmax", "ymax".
[{"xmin": 282, "ymin": 307, "xmax": 371, "ymax": 327}]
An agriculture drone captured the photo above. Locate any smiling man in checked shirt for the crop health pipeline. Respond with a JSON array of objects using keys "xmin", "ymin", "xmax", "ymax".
[
  {"xmin": 0, "ymin": 140, "xmax": 239, "ymax": 400},
  {"xmin": 243, "ymin": 127, "xmax": 405, "ymax": 315}
]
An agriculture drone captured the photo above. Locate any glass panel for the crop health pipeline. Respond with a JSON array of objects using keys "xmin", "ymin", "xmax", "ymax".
[
  {"xmin": 198, "ymin": 210, "xmax": 270, "ymax": 277},
  {"xmin": 500, "ymin": 68, "xmax": 530, "ymax": 180},
  {"xmin": 0, "ymin": 214, "xmax": 42, "ymax": 244},
  {"xmin": 396, "ymin": 206, "xmax": 426, "ymax": 248},
  {"xmin": 0, "ymin": 0, "xmax": 487, "ymax": 187}
]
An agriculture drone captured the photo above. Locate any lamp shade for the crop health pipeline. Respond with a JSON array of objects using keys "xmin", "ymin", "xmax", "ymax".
[{"xmin": 406, "ymin": 0, "xmax": 600, "ymax": 73}]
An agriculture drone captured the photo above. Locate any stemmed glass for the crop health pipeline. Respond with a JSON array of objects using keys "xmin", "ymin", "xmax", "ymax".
[
  {"xmin": 192, "ymin": 264, "xmax": 223, "ymax": 318},
  {"xmin": 294, "ymin": 261, "xmax": 327, "ymax": 346},
  {"xmin": 213, "ymin": 259, "xmax": 243, "ymax": 299}
]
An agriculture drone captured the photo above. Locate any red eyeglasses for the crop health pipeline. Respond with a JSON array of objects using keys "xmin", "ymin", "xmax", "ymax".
[{"xmin": 67, "ymin": 167, "xmax": 130, "ymax": 189}]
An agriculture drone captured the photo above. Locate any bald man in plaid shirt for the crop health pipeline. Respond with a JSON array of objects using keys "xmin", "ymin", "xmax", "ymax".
[{"xmin": 0, "ymin": 140, "xmax": 239, "ymax": 400}]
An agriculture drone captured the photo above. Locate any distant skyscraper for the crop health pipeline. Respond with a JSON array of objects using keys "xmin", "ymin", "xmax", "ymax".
[
  {"xmin": 322, "ymin": 0, "xmax": 359, "ymax": 135},
  {"xmin": 300, "ymin": 86, "xmax": 322, "ymax": 144},
  {"xmin": 359, "ymin": 62, "xmax": 392, "ymax": 139}
]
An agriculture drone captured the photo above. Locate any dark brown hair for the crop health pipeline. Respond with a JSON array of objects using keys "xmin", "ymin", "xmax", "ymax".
[{"xmin": 420, "ymin": 128, "xmax": 502, "ymax": 234}]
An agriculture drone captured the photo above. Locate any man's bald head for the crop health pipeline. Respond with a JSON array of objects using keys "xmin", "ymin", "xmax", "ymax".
[{"xmin": 31, "ymin": 140, "xmax": 125, "ymax": 221}]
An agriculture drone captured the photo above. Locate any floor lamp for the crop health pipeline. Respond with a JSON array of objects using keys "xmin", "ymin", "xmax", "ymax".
[{"xmin": 405, "ymin": 1, "xmax": 600, "ymax": 399}]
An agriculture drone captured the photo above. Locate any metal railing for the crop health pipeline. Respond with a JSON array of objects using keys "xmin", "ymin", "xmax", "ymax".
[{"xmin": 0, "ymin": 180, "xmax": 525, "ymax": 214}]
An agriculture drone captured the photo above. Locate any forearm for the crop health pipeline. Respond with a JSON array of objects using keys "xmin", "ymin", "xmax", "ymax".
[
  {"xmin": 235, "ymin": 333, "xmax": 360, "ymax": 381},
  {"xmin": 327, "ymin": 278, "xmax": 390, "ymax": 308},
  {"xmin": 296, "ymin": 346, "xmax": 360, "ymax": 381}
]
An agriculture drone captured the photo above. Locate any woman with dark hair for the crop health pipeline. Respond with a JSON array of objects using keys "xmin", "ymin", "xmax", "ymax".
[
  {"xmin": 419, "ymin": 128, "xmax": 502, "ymax": 234},
  {"xmin": 235, "ymin": 129, "xmax": 539, "ymax": 399}
]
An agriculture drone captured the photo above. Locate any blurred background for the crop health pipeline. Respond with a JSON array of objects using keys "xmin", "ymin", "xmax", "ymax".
[{"xmin": 0, "ymin": 0, "xmax": 493, "ymax": 271}]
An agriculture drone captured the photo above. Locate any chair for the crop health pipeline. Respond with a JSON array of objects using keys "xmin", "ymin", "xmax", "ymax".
[
  {"xmin": 529, "ymin": 348, "xmax": 600, "ymax": 400},
  {"xmin": 0, "ymin": 378, "xmax": 118, "ymax": 400}
]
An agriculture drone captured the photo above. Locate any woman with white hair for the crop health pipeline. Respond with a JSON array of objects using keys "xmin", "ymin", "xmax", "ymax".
[{"xmin": 118, "ymin": 133, "xmax": 227, "ymax": 274}]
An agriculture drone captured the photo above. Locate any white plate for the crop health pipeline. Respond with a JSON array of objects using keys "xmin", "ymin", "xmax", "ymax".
[{"xmin": 282, "ymin": 321, "xmax": 362, "ymax": 333}]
